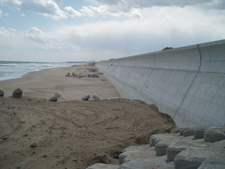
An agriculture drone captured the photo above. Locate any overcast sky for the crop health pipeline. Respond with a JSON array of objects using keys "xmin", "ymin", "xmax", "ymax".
[{"xmin": 0, "ymin": 0, "xmax": 225, "ymax": 62}]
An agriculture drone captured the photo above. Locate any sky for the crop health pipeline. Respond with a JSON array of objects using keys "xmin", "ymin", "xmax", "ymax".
[{"xmin": 0, "ymin": 0, "xmax": 225, "ymax": 62}]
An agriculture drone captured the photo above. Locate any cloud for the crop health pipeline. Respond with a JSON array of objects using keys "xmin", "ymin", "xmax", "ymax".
[
  {"xmin": 0, "ymin": 0, "xmax": 21, "ymax": 8},
  {"xmin": 20, "ymin": 0, "xmax": 67, "ymax": 20},
  {"xmin": 0, "ymin": 0, "xmax": 67, "ymax": 20},
  {"xmin": 0, "ymin": 27, "xmax": 16, "ymax": 38},
  {"xmin": 54, "ymin": 5, "xmax": 225, "ymax": 55},
  {"xmin": 92, "ymin": 0, "xmax": 225, "ymax": 10},
  {"xmin": 21, "ymin": 13, "xmax": 26, "ymax": 17},
  {"xmin": 65, "ymin": 6, "xmax": 82, "ymax": 17},
  {"xmin": 0, "ymin": 9, "xmax": 2, "ymax": 17},
  {"xmin": 128, "ymin": 8, "xmax": 142, "ymax": 19},
  {"xmin": 25, "ymin": 27, "xmax": 47, "ymax": 43},
  {"xmin": 80, "ymin": 6, "xmax": 95, "ymax": 17}
]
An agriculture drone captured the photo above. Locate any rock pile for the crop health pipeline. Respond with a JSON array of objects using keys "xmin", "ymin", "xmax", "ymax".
[
  {"xmin": 65, "ymin": 68, "xmax": 100, "ymax": 79},
  {"xmin": 86, "ymin": 127, "xmax": 225, "ymax": 169}
]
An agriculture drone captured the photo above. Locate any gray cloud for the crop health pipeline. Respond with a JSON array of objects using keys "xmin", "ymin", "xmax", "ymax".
[
  {"xmin": 20, "ymin": 0, "xmax": 67, "ymax": 20},
  {"xmin": 0, "ymin": 0, "xmax": 21, "ymax": 8},
  {"xmin": 0, "ymin": 0, "xmax": 67, "ymax": 19},
  {"xmin": 93, "ymin": 0, "xmax": 225, "ymax": 10}
]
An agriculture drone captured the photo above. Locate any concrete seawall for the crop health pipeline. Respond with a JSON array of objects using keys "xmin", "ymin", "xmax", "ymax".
[{"xmin": 95, "ymin": 39, "xmax": 225, "ymax": 128}]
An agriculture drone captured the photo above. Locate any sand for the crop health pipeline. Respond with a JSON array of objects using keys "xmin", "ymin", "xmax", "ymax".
[
  {"xmin": 0, "ymin": 65, "xmax": 176, "ymax": 169},
  {"xmin": 0, "ymin": 65, "xmax": 119, "ymax": 100}
]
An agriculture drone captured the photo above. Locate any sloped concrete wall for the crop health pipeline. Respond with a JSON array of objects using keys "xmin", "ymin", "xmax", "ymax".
[{"xmin": 96, "ymin": 40, "xmax": 225, "ymax": 127}]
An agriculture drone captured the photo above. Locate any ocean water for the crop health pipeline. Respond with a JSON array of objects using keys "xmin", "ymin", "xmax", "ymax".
[{"xmin": 0, "ymin": 61, "xmax": 80, "ymax": 82}]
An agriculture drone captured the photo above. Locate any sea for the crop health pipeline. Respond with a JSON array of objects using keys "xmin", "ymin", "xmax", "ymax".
[{"xmin": 0, "ymin": 61, "xmax": 81, "ymax": 82}]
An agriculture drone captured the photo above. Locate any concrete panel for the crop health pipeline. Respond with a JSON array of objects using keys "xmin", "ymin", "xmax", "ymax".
[
  {"xmin": 199, "ymin": 39, "xmax": 225, "ymax": 73},
  {"xmin": 176, "ymin": 72, "xmax": 225, "ymax": 127},
  {"xmin": 96, "ymin": 39, "xmax": 225, "ymax": 128},
  {"xmin": 154, "ymin": 45, "xmax": 200, "ymax": 71},
  {"xmin": 126, "ymin": 67, "xmax": 153, "ymax": 91},
  {"xmin": 141, "ymin": 69, "xmax": 197, "ymax": 117},
  {"xmin": 134, "ymin": 53, "xmax": 155, "ymax": 68}
]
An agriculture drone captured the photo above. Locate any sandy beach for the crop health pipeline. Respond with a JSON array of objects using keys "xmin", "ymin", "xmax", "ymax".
[
  {"xmin": 0, "ymin": 65, "xmax": 119, "ymax": 100},
  {"xmin": 0, "ymin": 65, "xmax": 176, "ymax": 169}
]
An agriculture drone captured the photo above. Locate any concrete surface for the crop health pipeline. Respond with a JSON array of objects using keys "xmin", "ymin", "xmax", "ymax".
[
  {"xmin": 204, "ymin": 127, "xmax": 225, "ymax": 142},
  {"xmin": 119, "ymin": 146, "xmax": 155, "ymax": 165},
  {"xmin": 167, "ymin": 139, "xmax": 225, "ymax": 162},
  {"xmin": 86, "ymin": 130, "xmax": 225, "ymax": 169},
  {"xmin": 198, "ymin": 156, "xmax": 225, "ymax": 169},
  {"xmin": 174, "ymin": 150, "xmax": 214, "ymax": 169},
  {"xmin": 95, "ymin": 39, "xmax": 225, "ymax": 128},
  {"xmin": 155, "ymin": 136, "xmax": 193, "ymax": 156},
  {"xmin": 150, "ymin": 133, "xmax": 179, "ymax": 147}
]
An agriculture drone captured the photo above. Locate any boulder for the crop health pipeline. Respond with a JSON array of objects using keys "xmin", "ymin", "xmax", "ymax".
[
  {"xmin": 12, "ymin": 88, "xmax": 23, "ymax": 98},
  {"xmin": 92, "ymin": 94, "xmax": 100, "ymax": 100},
  {"xmin": 0, "ymin": 90, "xmax": 4, "ymax": 97},
  {"xmin": 49, "ymin": 97, "xmax": 57, "ymax": 102},
  {"xmin": 54, "ymin": 92, "xmax": 67, "ymax": 100},
  {"xmin": 81, "ymin": 95, "xmax": 90, "ymax": 101},
  {"xmin": 65, "ymin": 73, "xmax": 71, "ymax": 77},
  {"xmin": 72, "ymin": 72, "xmax": 77, "ymax": 77}
]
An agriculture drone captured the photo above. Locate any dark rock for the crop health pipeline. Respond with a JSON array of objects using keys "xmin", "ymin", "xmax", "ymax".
[
  {"xmin": 2, "ymin": 135, "xmax": 9, "ymax": 140},
  {"xmin": 0, "ymin": 90, "xmax": 4, "ymax": 97},
  {"xmin": 23, "ymin": 134, "xmax": 28, "ymax": 137},
  {"xmin": 43, "ymin": 155, "xmax": 47, "ymax": 158},
  {"xmin": 72, "ymin": 72, "xmax": 77, "ymax": 77},
  {"xmin": 12, "ymin": 88, "xmax": 23, "ymax": 98},
  {"xmin": 81, "ymin": 95, "xmax": 90, "ymax": 101},
  {"xmin": 65, "ymin": 73, "xmax": 71, "ymax": 77},
  {"xmin": 30, "ymin": 143, "xmax": 37, "ymax": 148},
  {"xmin": 91, "ymin": 74, "xmax": 99, "ymax": 78},
  {"xmin": 49, "ymin": 97, "xmax": 57, "ymax": 102}
]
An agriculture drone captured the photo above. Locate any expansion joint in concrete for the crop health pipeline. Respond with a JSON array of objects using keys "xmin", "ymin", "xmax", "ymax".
[{"xmin": 172, "ymin": 45, "xmax": 202, "ymax": 119}]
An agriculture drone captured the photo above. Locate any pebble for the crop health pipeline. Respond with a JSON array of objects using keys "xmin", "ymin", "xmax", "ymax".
[{"xmin": 30, "ymin": 143, "xmax": 37, "ymax": 148}]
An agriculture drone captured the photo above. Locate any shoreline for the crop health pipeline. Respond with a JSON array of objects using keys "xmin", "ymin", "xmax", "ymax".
[
  {"xmin": 0, "ymin": 64, "xmax": 120, "ymax": 100},
  {"xmin": 0, "ymin": 61, "xmax": 78, "ymax": 83}
]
